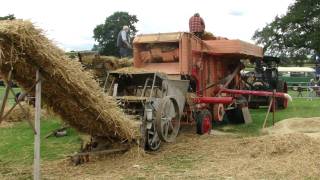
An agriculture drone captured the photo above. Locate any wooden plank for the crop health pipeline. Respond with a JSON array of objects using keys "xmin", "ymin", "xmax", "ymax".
[
  {"xmin": 0, "ymin": 86, "xmax": 10, "ymax": 123},
  {"xmin": 34, "ymin": 70, "xmax": 41, "ymax": 180},
  {"xmin": 204, "ymin": 40, "xmax": 263, "ymax": 58},
  {"xmin": 263, "ymin": 98, "xmax": 273, "ymax": 128}
]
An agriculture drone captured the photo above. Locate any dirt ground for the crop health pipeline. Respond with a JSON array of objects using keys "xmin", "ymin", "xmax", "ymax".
[{"xmin": 2, "ymin": 118, "xmax": 320, "ymax": 180}]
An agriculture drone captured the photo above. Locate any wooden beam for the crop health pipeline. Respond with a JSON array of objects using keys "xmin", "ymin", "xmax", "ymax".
[
  {"xmin": 8, "ymin": 88, "xmax": 36, "ymax": 133},
  {"xmin": 34, "ymin": 70, "xmax": 41, "ymax": 180},
  {"xmin": 1, "ymin": 89, "xmax": 32, "ymax": 120},
  {"xmin": 0, "ymin": 70, "xmax": 12, "ymax": 123},
  {"xmin": 217, "ymin": 65, "xmax": 241, "ymax": 96},
  {"xmin": 263, "ymin": 98, "xmax": 273, "ymax": 128}
]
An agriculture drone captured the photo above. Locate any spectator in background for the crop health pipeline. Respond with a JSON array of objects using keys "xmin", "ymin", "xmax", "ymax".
[
  {"xmin": 315, "ymin": 76, "xmax": 320, "ymax": 96},
  {"xmin": 297, "ymin": 84, "xmax": 303, "ymax": 97},
  {"xmin": 189, "ymin": 13, "xmax": 205, "ymax": 39},
  {"xmin": 117, "ymin": 26, "xmax": 132, "ymax": 58},
  {"xmin": 308, "ymin": 79, "xmax": 315, "ymax": 100}
]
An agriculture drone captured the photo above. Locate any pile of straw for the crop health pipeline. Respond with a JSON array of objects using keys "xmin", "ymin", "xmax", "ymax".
[
  {"xmin": 202, "ymin": 31, "xmax": 228, "ymax": 41},
  {"xmin": 3, "ymin": 103, "xmax": 50, "ymax": 122},
  {"xmin": 80, "ymin": 54, "xmax": 133, "ymax": 81},
  {"xmin": 202, "ymin": 31, "xmax": 216, "ymax": 40},
  {"xmin": 0, "ymin": 20, "xmax": 138, "ymax": 141},
  {"xmin": 4, "ymin": 103, "xmax": 35, "ymax": 122}
]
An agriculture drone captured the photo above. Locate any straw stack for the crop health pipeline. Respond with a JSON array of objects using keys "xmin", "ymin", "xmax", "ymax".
[
  {"xmin": 0, "ymin": 20, "xmax": 138, "ymax": 141},
  {"xmin": 81, "ymin": 55, "xmax": 133, "ymax": 81}
]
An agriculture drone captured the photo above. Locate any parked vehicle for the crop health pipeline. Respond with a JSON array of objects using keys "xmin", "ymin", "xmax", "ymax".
[{"xmin": 278, "ymin": 67, "xmax": 315, "ymax": 88}]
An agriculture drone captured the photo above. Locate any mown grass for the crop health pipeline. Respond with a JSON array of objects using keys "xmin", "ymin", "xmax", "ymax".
[
  {"xmin": 0, "ymin": 117, "xmax": 81, "ymax": 167},
  {"xmin": 0, "ymin": 87, "xmax": 21, "ymax": 105}
]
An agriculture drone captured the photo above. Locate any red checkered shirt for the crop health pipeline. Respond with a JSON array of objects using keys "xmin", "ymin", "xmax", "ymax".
[{"xmin": 189, "ymin": 16, "xmax": 205, "ymax": 33}]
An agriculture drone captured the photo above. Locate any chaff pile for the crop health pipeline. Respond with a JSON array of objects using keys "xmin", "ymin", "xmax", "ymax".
[{"xmin": 0, "ymin": 20, "xmax": 138, "ymax": 141}]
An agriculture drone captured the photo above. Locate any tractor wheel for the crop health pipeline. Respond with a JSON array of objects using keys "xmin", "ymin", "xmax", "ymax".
[
  {"xmin": 195, "ymin": 109, "xmax": 212, "ymax": 135},
  {"xmin": 155, "ymin": 96, "xmax": 180, "ymax": 143}
]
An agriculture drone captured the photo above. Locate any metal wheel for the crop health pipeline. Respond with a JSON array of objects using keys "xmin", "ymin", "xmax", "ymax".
[
  {"xmin": 195, "ymin": 109, "xmax": 212, "ymax": 135},
  {"xmin": 156, "ymin": 96, "xmax": 180, "ymax": 143},
  {"xmin": 213, "ymin": 103, "xmax": 224, "ymax": 122},
  {"xmin": 145, "ymin": 122, "xmax": 161, "ymax": 151}
]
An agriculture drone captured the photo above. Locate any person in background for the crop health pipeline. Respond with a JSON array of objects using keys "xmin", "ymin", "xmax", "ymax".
[
  {"xmin": 297, "ymin": 84, "xmax": 303, "ymax": 97},
  {"xmin": 117, "ymin": 25, "xmax": 132, "ymax": 58},
  {"xmin": 189, "ymin": 13, "xmax": 205, "ymax": 39},
  {"xmin": 308, "ymin": 78, "xmax": 315, "ymax": 100}
]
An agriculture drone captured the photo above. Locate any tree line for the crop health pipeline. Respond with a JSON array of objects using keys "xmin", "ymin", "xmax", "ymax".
[
  {"xmin": 252, "ymin": 0, "xmax": 320, "ymax": 66},
  {"xmin": 2, "ymin": 0, "xmax": 319, "ymax": 63}
]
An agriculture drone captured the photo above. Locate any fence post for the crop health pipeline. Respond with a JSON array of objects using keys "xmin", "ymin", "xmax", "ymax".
[{"xmin": 34, "ymin": 69, "xmax": 41, "ymax": 180}]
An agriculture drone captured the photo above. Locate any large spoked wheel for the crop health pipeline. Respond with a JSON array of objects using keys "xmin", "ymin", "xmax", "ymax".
[
  {"xmin": 156, "ymin": 96, "xmax": 180, "ymax": 143},
  {"xmin": 145, "ymin": 122, "xmax": 161, "ymax": 151}
]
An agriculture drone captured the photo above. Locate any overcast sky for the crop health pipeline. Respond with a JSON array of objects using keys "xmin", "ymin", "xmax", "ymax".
[{"xmin": 1, "ymin": 0, "xmax": 295, "ymax": 51}]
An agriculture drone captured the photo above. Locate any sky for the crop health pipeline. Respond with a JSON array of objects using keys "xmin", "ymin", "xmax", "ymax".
[{"xmin": 1, "ymin": 0, "xmax": 295, "ymax": 51}]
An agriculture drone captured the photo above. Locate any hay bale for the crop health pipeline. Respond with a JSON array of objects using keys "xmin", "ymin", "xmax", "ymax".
[{"xmin": 0, "ymin": 20, "xmax": 138, "ymax": 141}]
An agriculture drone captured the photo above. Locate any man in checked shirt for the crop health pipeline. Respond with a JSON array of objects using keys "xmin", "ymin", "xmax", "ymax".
[{"xmin": 189, "ymin": 13, "xmax": 205, "ymax": 39}]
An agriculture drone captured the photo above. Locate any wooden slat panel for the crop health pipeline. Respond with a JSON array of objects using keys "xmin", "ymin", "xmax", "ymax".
[{"xmin": 204, "ymin": 40, "xmax": 263, "ymax": 58}]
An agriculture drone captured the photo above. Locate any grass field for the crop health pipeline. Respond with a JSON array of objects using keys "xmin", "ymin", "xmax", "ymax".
[
  {"xmin": 0, "ymin": 87, "xmax": 22, "ymax": 105},
  {"xmin": 0, "ymin": 117, "xmax": 81, "ymax": 165},
  {"xmin": 218, "ymin": 98, "xmax": 320, "ymax": 135},
  {"xmin": 1, "ymin": 86, "xmax": 320, "ymax": 178}
]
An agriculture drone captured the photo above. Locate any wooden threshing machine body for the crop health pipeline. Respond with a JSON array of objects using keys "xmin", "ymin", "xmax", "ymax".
[{"xmin": 133, "ymin": 32, "xmax": 263, "ymax": 98}]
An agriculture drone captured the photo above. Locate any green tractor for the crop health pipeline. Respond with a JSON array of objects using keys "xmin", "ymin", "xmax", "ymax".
[{"xmin": 242, "ymin": 56, "xmax": 288, "ymax": 110}]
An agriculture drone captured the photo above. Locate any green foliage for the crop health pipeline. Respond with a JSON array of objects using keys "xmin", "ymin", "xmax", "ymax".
[
  {"xmin": 0, "ymin": 14, "xmax": 15, "ymax": 20},
  {"xmin": 252, "ymin": 0, "xmax": 320, "ymax": 63},
  {"xmin": 93, "ymin": 11, "xmax": 138, "ymax": 56}
]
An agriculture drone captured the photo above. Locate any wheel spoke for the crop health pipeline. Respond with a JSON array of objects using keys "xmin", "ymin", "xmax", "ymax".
[
  {"xmin": 164, "ymin": 122, "xmax": 169, "ymax": 138},
  {"xmin": 161, "ymin": 117, "xmax": 170, "ymax": 123},
  {"xmin": 169, "ymin": 120, "xmax": 174, "ymax": 130}
]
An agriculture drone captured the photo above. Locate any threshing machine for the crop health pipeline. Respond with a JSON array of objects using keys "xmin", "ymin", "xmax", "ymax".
[{"xmin": 103, "ymin": 32, "xmax": 289, "ymax": 151}]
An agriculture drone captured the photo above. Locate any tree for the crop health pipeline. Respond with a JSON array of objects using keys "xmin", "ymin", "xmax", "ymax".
[
  {"xmin": 252, "ymin": 0, "xmax": 320, "ymax": 65},
  {"xmin": 93, "ymin": 12, "xmax": 138, "ymax": 56},
  {"xmin": 0, "ymin": 14, "xmax": 15, "ymax": 20}
]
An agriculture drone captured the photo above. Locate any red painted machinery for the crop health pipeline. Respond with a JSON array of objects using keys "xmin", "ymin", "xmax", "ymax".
[{"xmin": 104, "ymin": 32, "xmax": 290, "ymax": 150}]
